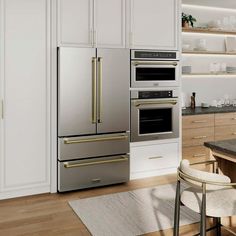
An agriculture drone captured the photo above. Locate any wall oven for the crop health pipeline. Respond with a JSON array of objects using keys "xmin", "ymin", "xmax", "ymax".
[
  {"xmin": 131, "ymin": 50, "xmax": 180, "ymax": 88},
  {"xmin": 131, "ymin": 89, "xmax": 179, "ymax": 142}
]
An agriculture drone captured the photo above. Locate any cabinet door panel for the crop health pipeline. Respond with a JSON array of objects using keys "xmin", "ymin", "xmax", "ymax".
[
  {"xmin": 58, "ymin": 0, "xmax": 93, "ymax": 46},
  {"xmin": 95, "ymin": 0, "xmax": 125, "ymax": 48},
  {"xmin": 97, "ymin": 49, "xmax": 129, "ymax": 133},
  {"xmin": 1, "ymin": 0, "xmax": 50, "ymax": 190},
  {"xmin": 130, "ymin": 0, "xmax": 179, "ymax": 50}
]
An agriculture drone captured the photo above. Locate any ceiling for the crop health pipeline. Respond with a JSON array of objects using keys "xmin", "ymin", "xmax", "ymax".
[{"xmin": 182, "ymin": 0, "xmax": 236, "ymax": 9}]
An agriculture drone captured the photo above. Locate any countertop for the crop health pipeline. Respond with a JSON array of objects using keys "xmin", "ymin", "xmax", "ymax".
[
  {"xmin": 182, "ymin": 106, "xmax": 236, "ymax": 116},
  {"xmin": 204, "ymin": 139, "xmax": 236, "ymax": 157}
]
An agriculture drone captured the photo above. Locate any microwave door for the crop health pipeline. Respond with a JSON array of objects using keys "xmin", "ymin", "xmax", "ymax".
[
  {"xmin": 96, "ymin": 49, "xmax": 130, "ymax": 134},
  {"xmin": 58, "ymin": 47, "xmax": 97, "ymax": 137}
]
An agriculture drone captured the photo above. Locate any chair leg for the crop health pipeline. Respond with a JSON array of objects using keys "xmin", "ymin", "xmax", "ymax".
[
  {"xmin": 216, "ymin": 217, "xmax": 221, "ymax": 236},
  {"xmin": 200, "ymin": 190, "xmax": 206, "ymax": 236},
  {"xmin": 174, "ymin": 180, "xmax": 181, "ymax": 236}
]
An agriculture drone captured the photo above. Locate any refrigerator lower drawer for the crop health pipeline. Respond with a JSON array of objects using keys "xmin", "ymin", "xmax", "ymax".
[
  {"xmin": 58, "ymin": 132, "xmax": 129, "ymax": 161},
  {"xmin": 58, "ymin": 154, "xmax": 130, "ymax": 192}
]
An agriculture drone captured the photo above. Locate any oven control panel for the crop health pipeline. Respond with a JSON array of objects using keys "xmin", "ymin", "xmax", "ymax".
[
  {"xmin": 131, "ymin": 50, "xmax": 179, "ymax": 60},
  {"xmin": 139, "ymin": 90, "xmax": 173, "ymax": 99}
]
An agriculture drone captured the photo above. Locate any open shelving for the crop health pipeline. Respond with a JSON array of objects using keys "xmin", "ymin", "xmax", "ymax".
[
  {"xmin": 182, "ymin": 27, "xmax": 236, "ymax": 35},
  {"xmin": 182, "ymin": 50, "xmax": 236, "ymax": 55}
]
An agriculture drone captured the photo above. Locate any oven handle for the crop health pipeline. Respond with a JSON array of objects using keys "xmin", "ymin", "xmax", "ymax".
[
  {"xmin": 134, "ymin": 99, "xmax": 178, "ymax": 107},
  {"xmin": 132, "ymin": 61, "xmax": 178, "ymax": 66}
]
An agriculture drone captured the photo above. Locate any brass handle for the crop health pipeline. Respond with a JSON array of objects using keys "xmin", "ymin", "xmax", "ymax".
[
  {"xmin": 192, "ymin": 120, "xmax": 207, "ymax": 123},
  {"xmin": 64, "ymin": 156, "xmax": 129, "ymax": 168},
  {"xmin": 91, "ymin": 179, "xmax": 101, "ymax": 183},
  {"xmin": 192, "ymin": 136, "xmax": 207, "ymax": 139},
  {"xmin": 98, "ymin": 57, "xmax": 103, "ymax": 123},
  {"xmin": 135, "ymin": 100, "xmax": 177, "ymax": 107},
  {"xmin": 133, "ymin": 61, "xmax": 178, "ymax": 66},
  {"xmin": 92, "ymin": 57, "xmax": 97, "ymax": 124},
  {"xmin": 232, "ymin": 118, "xmax": 236, "ymax": 120},
  {"xmin": 232, "ymin": 132, "xmax": 236, "ymax": 135},
  {"xmin": 64, "ymin": 134, "xmax": 128, "ymax": 144},
  {"xmin": 148, "ymin": 156, "xmax": 163, "ymax": 160},
  {"xmin": 193, "ymin": 153, "xmax": 206, "ymax": 158},
  {"xmin": 0, "ymin": 100, "xmax": 3, "ymax": 119}
]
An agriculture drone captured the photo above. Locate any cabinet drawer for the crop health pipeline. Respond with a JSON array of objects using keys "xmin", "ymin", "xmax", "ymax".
[
  {"xmin": 215, "ymin": 112, "xmax": 236, "ymax": 126},
  {"xmin": 58, "ymin": 132, "xmax": 129, "ymax": 161},
  {"xmin": 215, "ymin": 125, "xmax": 236, "ymax": 141},
  {"xmin": 182, "ymin": 127, "xmax": 214, "ymax": 147},
  {"xmin": 182, "ymin": 114, "xmax": 214, "ymax": 129},
  {"xmin": 58, "ymin": 155, "xmax": 129, "ymax": 192},
  {"xmin": 130, "ymin": 143, "xmax": 178, "ymax": 173},
  {"xmin": 182, "ymin": 146, "xmax": 210, "ymax": 162}
]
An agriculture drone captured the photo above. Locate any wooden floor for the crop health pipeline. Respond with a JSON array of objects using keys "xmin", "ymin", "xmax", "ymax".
[{"xmin": 0, "ymin": 174, "xmax": 235, "ymax": 236}]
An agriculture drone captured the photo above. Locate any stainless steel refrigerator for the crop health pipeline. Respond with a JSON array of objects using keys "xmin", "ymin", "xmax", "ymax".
[{"xmin": 57, "ymin": 47, "xmax": 130, "ymax": 192}]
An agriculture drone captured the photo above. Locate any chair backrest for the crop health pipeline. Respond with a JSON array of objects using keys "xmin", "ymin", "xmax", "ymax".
[{"xmin": 180, "ymin": 159, "xmax": 231, "ymax": 190}]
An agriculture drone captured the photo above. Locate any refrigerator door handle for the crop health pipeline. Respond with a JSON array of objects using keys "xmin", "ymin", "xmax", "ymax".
[
  {"xmin": 63, "ymin": 155, "xmax": 129, "ymax": 168},
  {"xmin": 63, "ymin": 134, "xmax": 129, "ymax": 144},
  {"xmin": 92, "ymin": 57, "xmax": 97, "ymax": 124},
  {"xmin": 98, "ymin": 57, "xmax": 103, "ymax": 123}
]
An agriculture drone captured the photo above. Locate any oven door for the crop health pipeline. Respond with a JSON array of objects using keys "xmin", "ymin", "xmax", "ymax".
[
  {"xmin": 131, "ymin": 61, "xmax": 179, "ymax": 88},
  {"xmin": 131, "ymin": 98, "xmax": 179, "ymax": 142}
]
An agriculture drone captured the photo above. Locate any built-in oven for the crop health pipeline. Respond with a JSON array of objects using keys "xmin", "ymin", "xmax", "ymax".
[
  {"xmin": 131, "ymin": 50, "xmax": 180, "ymax": 88},
  {"xmin": 131, "ymin": 89, "xmax": 179, "ymax": 142}
]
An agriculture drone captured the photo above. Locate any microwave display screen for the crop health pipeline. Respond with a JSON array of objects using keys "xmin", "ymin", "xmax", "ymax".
[{"xmin": 136, "ymin": 67, "xmax": 175, "ymax": 81}]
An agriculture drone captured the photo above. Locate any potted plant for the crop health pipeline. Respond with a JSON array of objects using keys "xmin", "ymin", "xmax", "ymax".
[{"xmin": 182, "ymin": 13, "xmax": 196, "ymax": 28}]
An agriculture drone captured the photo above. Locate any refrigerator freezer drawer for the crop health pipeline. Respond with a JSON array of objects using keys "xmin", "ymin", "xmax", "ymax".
[
  {"xmin": 58, "ymin": 155, "xmax": 130, "ymax": 192},
  {"xmin": 58, "ymin": 132, "xmax": 129, "ymax": 161}
]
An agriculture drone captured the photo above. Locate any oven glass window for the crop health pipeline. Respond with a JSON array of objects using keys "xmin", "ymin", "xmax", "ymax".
[
  {"xmin": 136, "ymin": 67, "xmax": 175, "ymax": 81},
  {"xmin": 139, "ymin": 108, "xmax": 172, "ymax": 134}
]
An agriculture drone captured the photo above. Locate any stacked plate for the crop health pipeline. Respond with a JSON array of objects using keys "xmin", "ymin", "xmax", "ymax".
[{"xmin": 226, "ymin": 66, "xmax": 236, "ymax": 74}]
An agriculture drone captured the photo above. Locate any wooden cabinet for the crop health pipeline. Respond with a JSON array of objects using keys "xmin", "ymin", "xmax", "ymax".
[
  {"xmin": 182, "ymin": 114, "xmax": 214, "ymax": 165},
  {"xmin": 129, "ymin": 0, "xmax": 180, "ymax": 50},
  {"xmin": 215, "ymin": 112, "xmax": 236, "ymax": 141},
  {"xmin": 130, "ymin": 141, "xmax": 179, "ymax": 179},
  {"xmin": 58, "ymin": 0, "xmax": 126, "ymax": 48},
  {"xmin": 182, "ymin": 112, "xmax": 236, "ymax": 167},
  {"xmin": 0, "ymin": 0, "xmax": 51, "ymax": 199}
]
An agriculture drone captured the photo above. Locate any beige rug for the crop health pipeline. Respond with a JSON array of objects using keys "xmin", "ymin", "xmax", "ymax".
[{"xmin": 69, "ymin": 183, "xmax": 199, "ymax": 236}]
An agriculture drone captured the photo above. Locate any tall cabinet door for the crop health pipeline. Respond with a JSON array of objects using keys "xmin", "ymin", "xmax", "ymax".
[
  {"xmin": 130, "ymin": 0, "xmax": 179, "ymax": 50},
  {"xmin": 97, "ymin": 49, "xmax": 129, "ymax": 134},
  {"xmin": 95, "ymin": 0, "xmax": 126, "ymax": 48},
  {"xmin": 58, "ymin": 0, "xmax": 93, "ymax": 47},
  {"xmin": 0, "ymin": 0, "xmax": 50, "ymax": 198},
  {"xmin": 58, "ymin": 47, "xmax": 96, "ymax": 137}
]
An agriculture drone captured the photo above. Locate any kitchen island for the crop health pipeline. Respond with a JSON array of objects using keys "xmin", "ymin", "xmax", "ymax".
[{"xmin": 204, "ymin": 139, "xmax": 236, "ymax": 182}]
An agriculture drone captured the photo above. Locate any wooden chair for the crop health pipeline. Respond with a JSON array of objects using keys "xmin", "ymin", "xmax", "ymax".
[{"xmin": 174, "ymin": 159, "xmax": 236, "ymax": 236}]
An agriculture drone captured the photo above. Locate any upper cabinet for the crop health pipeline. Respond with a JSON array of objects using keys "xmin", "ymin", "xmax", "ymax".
[
  {"xmin": 129, "ymin": 0, "xmax": 180, "ymax": 50},
  {"xmin": 58, "ymin": 0, "xmax": 126, "ymax": 48}
]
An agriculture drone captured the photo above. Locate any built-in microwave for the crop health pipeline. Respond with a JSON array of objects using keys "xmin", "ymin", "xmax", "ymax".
[
  {"xmin": 131, "ymin": 50, "xmax": 180, "ymax": 88},
  {"xmin": 130, "ymin": 89, "xmax": 179, "ymax": 142}
]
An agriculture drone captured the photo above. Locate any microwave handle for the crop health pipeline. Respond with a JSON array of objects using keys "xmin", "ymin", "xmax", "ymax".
[
  {"xmin": 134, "ymin": 99, "xmax": 178, "ymax": 107},
  {"xmin": 132, "ymin": 61, "xmax": 178, "ymax": 66}
]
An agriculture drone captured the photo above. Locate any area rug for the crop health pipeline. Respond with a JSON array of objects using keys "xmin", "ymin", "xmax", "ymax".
[{"xmin": 69, "ymin": 183, "xmax": 199, "ymax": 236}]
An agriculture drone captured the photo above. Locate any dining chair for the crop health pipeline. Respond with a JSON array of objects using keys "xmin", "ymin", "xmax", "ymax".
[{"xmin": 173, "ymin": 159, "xmax": 236, "ymax": 236}]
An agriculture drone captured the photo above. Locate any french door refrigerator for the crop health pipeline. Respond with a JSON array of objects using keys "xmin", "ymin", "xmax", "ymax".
[{"xmin": 57, "ymin": 47, "xmax": 130, "ymax": 192}]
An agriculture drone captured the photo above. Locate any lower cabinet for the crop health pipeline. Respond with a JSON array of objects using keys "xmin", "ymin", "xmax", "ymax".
[
  {"xmin": 182, "ymin": 112, "xmax": 236, "ymax": 170},
  {"xmin": 130, "ymin": 141, "xmax": 179, "ymax": 180}
]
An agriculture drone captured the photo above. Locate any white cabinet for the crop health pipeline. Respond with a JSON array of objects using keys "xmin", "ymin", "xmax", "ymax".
[
  {"xmin": 58, "ymin": 0, "xmax": 93, "ymax": 47},
  {"xmin": 0, "ymin": 0, "xmax": 51, "ymax": 199},
  {"xmin": 130, "ymin": 141, "xmax": 179, "ymax": 179},
  {"xmin": 58, "ymin": 0, "xmax": 126, "ymax": 48},
  {"xmin": 95, "ymin": 0, "xmax": 125, "ymax": 48},
  {"xmin": 129, "ymin": 0, "xmax": 180, "ymax": 50}
]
